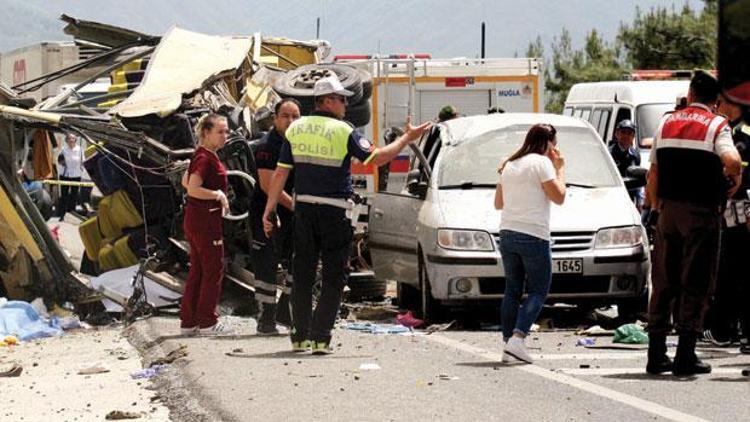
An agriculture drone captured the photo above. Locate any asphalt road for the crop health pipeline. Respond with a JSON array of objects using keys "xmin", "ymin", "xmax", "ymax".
[
  {"xmin": 47, "ymin": 213, "xmax": 749, "ymax": 421},
  {"xmin": 131, "ymin": 316, "xmax": 750, "ymax": 422}
]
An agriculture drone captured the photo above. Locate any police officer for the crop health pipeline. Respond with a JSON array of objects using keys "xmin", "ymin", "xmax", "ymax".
[
  {"xmin": 250, "ymin": 98, "xmax": 300, "ymax": 334},
  {"xmin": 262, "ymin": 75, "xmax": 432, "ymax": 354},
  {"xmin": 645, "ymin": 71, "xmax": 742, "ymax": 376},
  {"xmin": 702, "ymin": 95, "xmax": 750, "ymax": 353},
  {"xmin": 608, "ymin": 120, "xmax": 642, "ymax": 208}
]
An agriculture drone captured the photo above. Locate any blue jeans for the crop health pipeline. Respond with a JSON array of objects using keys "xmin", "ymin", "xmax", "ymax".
[{"xmin": 499, "ymin": 230, "xmax": 552, "ymax": 340}]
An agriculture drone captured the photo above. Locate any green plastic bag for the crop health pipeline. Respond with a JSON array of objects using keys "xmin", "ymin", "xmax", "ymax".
[{"xmin": 613, "ymin": 323, "xmax": 649, "ymax": 344}]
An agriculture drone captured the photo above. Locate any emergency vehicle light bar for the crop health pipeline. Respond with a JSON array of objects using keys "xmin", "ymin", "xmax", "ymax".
[{"xmin": 624, "ymin": 69, "xmax": 717, "ymax": 81}]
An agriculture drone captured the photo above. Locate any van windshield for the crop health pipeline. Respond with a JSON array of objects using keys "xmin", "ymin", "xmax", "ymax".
[
  {"xmin": 438, "ymin": 125, "xmax": 619, "ymax": 188},
  {"xmin": 637, "ymin": 103, "xmax": 673, "ymax": 148}
]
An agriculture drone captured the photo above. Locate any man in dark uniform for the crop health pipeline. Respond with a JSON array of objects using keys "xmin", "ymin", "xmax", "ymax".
[
  {"xmin": 263, "ymin": 75, "xmax": 432, "ymax": 354},
  {"xmin": 645, "ymin": 71, "xmax": 742, "ymax": 376},
  {"xmin": 702, "ymin": 94, "xmax": 750, "ymax": 353},
  {"xmin": 608, "ymin": 119, "xmax": 642, "ymax": 208},
  {"xmin": 250, "ymin": 99, "xmax": 301, "ymax": 334}
]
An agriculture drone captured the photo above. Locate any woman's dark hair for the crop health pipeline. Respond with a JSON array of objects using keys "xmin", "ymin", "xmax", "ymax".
[
  {"xmin": 500, "ymin": 124, "xmax": 556, "ymax": 172},
  {"xmin": 195, "ymin": 113, "xmax": 226, "ymax": 142},
  {"xmin": 274, "ymin": 98, "xmax": 302, "ymax": 115}
]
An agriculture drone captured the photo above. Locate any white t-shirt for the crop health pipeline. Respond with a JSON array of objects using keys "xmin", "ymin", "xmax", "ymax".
[
  {"xmin": 60, "ymin": 144, "xmax": 84, "ymax": 178},
  {"xmin": 499, "ymin": 153, "xmax": 557, "ymax": 241}
]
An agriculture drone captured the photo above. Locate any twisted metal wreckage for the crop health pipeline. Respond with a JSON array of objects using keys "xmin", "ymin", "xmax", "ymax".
[{"xmin": 0, "ymin": 15, "xmax": 378, "ymax": 319}]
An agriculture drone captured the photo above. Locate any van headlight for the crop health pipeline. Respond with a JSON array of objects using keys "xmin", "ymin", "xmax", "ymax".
[
  {"xmin": 595, "ymin": 226, "xmax": 643, "ymax": 249},
  {"xmin": 437, "ymin": 229, "xmax": 494, "ymax": 251}
]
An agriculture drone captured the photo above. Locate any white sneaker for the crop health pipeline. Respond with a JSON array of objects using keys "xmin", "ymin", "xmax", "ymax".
[
  {"xmin": 180, "ymin": 326, "xmax": 198, "ymax": 336},
  {"xmin": 198, "ymin": 321, "xmax": 234, "ymax": 336},
  {"xmin": 503, "ymin": 336, "xmax": 534, "ymax": 364},
  {"xmin": 501, "ymin": 351, "xmax": 512, "ymax": 363}
]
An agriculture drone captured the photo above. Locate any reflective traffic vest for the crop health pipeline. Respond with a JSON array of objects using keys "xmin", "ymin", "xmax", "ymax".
[{"xmin": 285, "ymin": 115, "xmax": 354, "ymax": 168}]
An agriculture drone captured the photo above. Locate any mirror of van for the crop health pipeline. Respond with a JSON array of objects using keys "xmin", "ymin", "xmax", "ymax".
[
  {"xmin": 719, "ymin": 0, "xmax": 750, "ymax": 106},
  {"xmin": 624, "ymin": 165, "xmax": 647, "ymax": 190}
]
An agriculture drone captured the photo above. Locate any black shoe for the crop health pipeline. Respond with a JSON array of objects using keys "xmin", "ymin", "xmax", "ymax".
[
  {"xmin": 256, "ymin": 320, "xmax": 279, "ymax": 336},
  {"xmin": 673, "ymin": 359, "xmax": 712, "ymax": 376},
  {"xmin": 740, "ymin": 344, "xmax": 750, "ymax": 354},
  {"xmin": 646, "ymin": 333, "xmax": 673, "ymax": 375},
  {"xmin": 646, "ymin": 357, "xmax": 673, "ymax": 375},
  {"xmin": 256, "ymin": 304, "xmax": 278, "ymax": 335},
  {"xmin": 673, "ymin": 333, "xmax": 712, "ymax": 376}
]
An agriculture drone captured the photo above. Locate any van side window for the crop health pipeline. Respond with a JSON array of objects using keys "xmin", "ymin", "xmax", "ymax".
[
  {"xmin": 563, "ymin": 107, "xmax": 573, "ymax": 116},
  {"xmin": 594, "ymin": 108, "xmax": 612, "ymax": 140},
  {"xmin": 580, "ymin": 108, "xmax": 592, "ymax": 121},
  {"xmin": 590, "ymin": 109, "xmax": 602, "ymax": 126}
]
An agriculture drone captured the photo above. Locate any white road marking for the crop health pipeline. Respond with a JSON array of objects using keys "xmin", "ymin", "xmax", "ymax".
[
  {"xmin": 530, "ymin": 352, "xmax": 646, "ymax": 360},
  {"xmin": 426, "ymin": 334, "xmax": 710, "ymax": 422},
  {"xmin": 530, "ymin": 351, "xmax": 701, "ymax": 360},
  {"xmin": 557, "ymin": 367, "xmax": 742, "ymax": 376}
]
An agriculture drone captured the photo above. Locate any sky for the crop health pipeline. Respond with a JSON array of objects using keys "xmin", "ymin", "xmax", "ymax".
[{"xmin": 0, "ymin": 0, "xmax": 704, "ymax": 58}]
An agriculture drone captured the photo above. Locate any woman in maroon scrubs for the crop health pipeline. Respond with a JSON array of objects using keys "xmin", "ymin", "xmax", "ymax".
[{"xmin": 180, "ymin": 113, "xmax": 231, "ymax": 335}]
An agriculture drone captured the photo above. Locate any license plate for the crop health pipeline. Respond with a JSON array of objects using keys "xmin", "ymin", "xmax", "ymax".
[{"xmin": 553, "ymin": 259, "xmax": 582, "ymax": 274}]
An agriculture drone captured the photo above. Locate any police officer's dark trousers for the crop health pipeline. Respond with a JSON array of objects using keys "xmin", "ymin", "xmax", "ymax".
[
  {"xmin": 706, "ymin": 224, "xmax": 750, "ymax": 342},
  {"xmin": 648, "ymin": 199, "xmax": 720, "ymax": 373},
  {"xmin": 649, "ymin": 199, "xmax": 721, "ymax": 336},
  {"xmin": 291, "ymin": 202, "xmax": 351, "ymax": 344},
  {"xmin": 250, "ymin": 214, "xmax": 294, "ymax": 327}
]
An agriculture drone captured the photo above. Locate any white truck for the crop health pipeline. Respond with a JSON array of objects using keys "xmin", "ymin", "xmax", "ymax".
[
  {"xmin": 0, "ymin": 41, "xmax": 105, "ymax": 102},
  {"xmin": 333, "ymin": 55, "xmax": 544, "ymax": 193}
]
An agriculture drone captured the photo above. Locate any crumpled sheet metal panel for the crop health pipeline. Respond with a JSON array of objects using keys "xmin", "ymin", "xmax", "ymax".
[{"xmin": 110, "ymin": 27, "xmax": 252, "ymax": 118}]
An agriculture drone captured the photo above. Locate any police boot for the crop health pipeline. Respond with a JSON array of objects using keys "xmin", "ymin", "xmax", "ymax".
[
  {"xmin": 257, "ymin": 303, "xmax": 279, "ymax": 335},
  {"xmin": 646, "ymin": 333, "xmax": 672, "ymax": 375},
  {"xmin": 672, "ymin": 333, "xmax": 712, "ymax": 376}
]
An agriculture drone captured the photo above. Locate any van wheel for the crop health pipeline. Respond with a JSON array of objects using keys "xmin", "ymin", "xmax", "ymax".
[{"xmin": 418, "ymin": 255, "xmax": 446, "ymax": 323}]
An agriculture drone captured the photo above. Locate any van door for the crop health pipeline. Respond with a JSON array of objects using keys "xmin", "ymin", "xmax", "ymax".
[{"xmin": 368, "ymin": 145, "xmax": 431, "ymax": 286}]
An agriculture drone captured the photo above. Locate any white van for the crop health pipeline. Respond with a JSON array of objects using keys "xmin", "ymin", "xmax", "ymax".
[{"xmin": 563, "ymin": 80, "xmax": 689, "ymax": 166}]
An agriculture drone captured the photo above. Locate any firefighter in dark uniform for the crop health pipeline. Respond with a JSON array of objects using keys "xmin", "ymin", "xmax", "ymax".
[
  {"xmin": 645, "ymin": 71, "xmax": 742, "ymax": 376},
  {"xmin": 262, "ymin": 75, "xmax": 432, "ymax": 354},
  {"xmin": 702, "ymin": 95, "xmax": 750, "ymax": 353},
  {"xmin": 608, "ymin": 119, "xmax": 642, "ymax": 208},
  {"xmin": 250, "ymin": 98, "xmax": 301, "ymax": 334}
]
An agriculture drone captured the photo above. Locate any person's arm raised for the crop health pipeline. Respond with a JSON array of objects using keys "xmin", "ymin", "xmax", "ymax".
[{"xmin": 542, "ymin": 147, "xmax": 566, "ymax": 205}]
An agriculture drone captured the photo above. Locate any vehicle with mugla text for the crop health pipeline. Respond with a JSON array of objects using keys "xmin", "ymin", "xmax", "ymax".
[{"xmin": 367, "ymin": 113, "xmax": 650, "ymax": 320}]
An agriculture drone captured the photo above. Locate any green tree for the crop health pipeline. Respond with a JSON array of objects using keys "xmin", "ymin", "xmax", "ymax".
[
  {"xmin": 617, "ymin": 2, "xmax": 717, "ymax": 69},
  {"xmin": 542, "ymin": 28, "xmax": 625, "ymax": 113}
]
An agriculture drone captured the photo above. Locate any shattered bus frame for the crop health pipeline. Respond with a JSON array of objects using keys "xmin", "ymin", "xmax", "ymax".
[{"xmin": 0, "ymin": 15, "xmax": 338, "ymax": 311}]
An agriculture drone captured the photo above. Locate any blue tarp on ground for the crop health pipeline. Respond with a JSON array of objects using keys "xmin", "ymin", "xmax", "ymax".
[{"xmin": 0, "ymin": 300, "xmax": 63, "ymax": 341}]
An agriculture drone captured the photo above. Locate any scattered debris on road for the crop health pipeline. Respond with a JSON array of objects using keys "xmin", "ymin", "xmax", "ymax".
[
  {"xmin": 78, "ymin": 362, "xmax": 110, "ymax": 375},
  {"xmin": 613, "ymin": 323, "xmax": 649, "ymax": 344},
  {"xmin": 105, "ymin": 410, "xmax": 143, "ymax": 420},
  {"xmin": 0, "ymin": 362, "xmax": 23, "ymax": 377}
]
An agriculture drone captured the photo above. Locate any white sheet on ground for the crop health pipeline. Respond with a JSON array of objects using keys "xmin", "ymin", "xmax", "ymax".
[{"xmin": 90, "ymin": 265, "xmax": 182, "ymax": 312}]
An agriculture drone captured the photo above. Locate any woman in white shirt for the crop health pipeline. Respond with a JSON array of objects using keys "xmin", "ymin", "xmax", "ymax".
[
  {"xmin": 494, "ymin": 124, "xmax": 566, "ymax": 363},
  {"xmin": 57, "ymin": 133, "xmax": 84, "ymax": 220}
]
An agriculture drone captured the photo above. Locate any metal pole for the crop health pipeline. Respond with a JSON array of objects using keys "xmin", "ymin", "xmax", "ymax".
[
  {"xmin": 481, "ymin": 22, "xmax": 486, "ymax": 60},
  {"xmin": 316, "ymin": 17, "xmax": 321, "ymax": 39}
]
